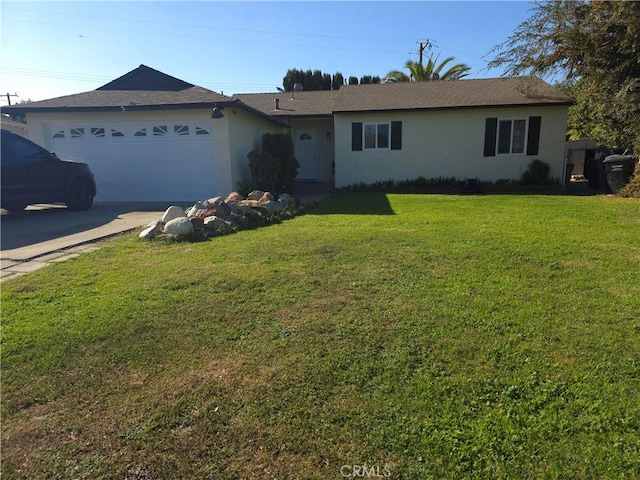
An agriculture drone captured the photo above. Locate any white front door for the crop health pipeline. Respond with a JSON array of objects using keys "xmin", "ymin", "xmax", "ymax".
[{"xmin": 295, "ymin": 131, "xmax": 317, "ymax": 181}]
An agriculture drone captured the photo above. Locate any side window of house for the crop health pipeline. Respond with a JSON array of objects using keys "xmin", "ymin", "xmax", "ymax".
[
  {"xmin": 352, "ymin": 121, "xmax": 402, "ymax": 151},
  {"xmin": 484, "ymin": 116, "xmax": 541, "ymax": 157}
]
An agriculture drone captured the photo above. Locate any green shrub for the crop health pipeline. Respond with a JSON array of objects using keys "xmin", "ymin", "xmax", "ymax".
[
  {"xmin": 618, "ymin": 160, "xmax": 640, "ymax": 198},
  {"xmin": 260, "ymin": 133, "xmax": 299, "ymax": 193},
  {"xmin": 247, "ymin": 149, "xmax": 281, "ymax": 193},
  {"xmin": 521, "ymin": 160, "xmax": 556, "ymax": 185}
]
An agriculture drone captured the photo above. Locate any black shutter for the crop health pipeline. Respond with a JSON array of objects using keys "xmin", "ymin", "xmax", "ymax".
[
  {"xmin": 391, "ymin": 121, "xmax": 402, "ymax": 150},
  {"xmin": 527, "ymin": 116, "xmax": 541, "ymax": 155},
  {"xmin": 351, "ymin": 122, "xmax": 362, "ymax": 151},
  {"xmin": 483, "ymin": 118, "xmax": 497, "ymax": 157}
]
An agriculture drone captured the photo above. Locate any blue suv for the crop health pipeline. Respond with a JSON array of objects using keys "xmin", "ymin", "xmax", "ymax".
[{"xmin": 1, "ymin": 129, "xmax": 96, "ymax": 211}]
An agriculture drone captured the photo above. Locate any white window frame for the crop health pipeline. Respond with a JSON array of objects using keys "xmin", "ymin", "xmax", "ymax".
[
  {"xmin": 496, "ymin": 118, "xmax": 528, "ymax": 155},
  {"xmin": 363, "ymin": 122, "xmax": 391, "ymax": 151}
]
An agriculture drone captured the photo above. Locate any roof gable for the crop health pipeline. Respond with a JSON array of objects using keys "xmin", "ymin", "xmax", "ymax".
[{"xmin": 97, "ymin": 64, "xmax": 194, "ymax": 91}]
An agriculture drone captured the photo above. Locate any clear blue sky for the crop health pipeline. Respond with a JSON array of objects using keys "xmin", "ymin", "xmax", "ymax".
[{"xmin": 1, "ymin": 1, "xmax": 536, "ymax": 103}]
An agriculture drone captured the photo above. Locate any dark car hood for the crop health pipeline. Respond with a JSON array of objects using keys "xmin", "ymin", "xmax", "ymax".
[{"xmin": 57, "ymin": 157, "xmax": 91, "ymax": 168}]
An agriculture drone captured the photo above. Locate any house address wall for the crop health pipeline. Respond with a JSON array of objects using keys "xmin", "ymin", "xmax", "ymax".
[{"xmin": 334, "ymin": 105, "xmax": 569, "ymax": 187}]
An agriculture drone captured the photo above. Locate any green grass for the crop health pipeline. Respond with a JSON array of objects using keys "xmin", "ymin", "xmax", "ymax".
[{"xmin": 2, "ymin": 193, "xmax": 639, "ymax": 479}]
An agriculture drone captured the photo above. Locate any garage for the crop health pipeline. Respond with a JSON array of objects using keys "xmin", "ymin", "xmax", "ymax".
[
  {"xmin": 46, "ymin": 120, "xmax": 216, "ymax": 202},
  {"xmin": 4, "ymin": 65, "xmax": 289, "ymax": 203}
]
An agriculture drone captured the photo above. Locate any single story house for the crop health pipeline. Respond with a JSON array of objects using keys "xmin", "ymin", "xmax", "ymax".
[
  {"xmin": 237, "ymin": 77, "xmax": 573, "ymax": 188},
  {"xmin": 4, "ymin": 66, "xmax": 572, "ymax": 202}
]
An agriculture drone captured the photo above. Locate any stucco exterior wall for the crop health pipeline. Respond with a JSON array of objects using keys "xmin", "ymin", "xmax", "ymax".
[
  {"xmin": 225, "ymin": 108, "xmax": 288, "ymax": 192},
  {"xmin": 334, "ymin": 105, "xmax": 569, "ymax": 187}
]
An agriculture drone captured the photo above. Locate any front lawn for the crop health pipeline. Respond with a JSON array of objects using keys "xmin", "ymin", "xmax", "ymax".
[{"xmin": 2, "ymin": 193, "xmax": 639, "ymax": 479}]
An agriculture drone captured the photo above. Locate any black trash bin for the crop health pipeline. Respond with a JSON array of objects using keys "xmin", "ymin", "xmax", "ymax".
[{"xmin": 603, "ymin": 155, "xmax": 637, "ymax": 193}]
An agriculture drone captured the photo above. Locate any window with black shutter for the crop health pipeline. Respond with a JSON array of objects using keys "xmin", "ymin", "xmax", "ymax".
[
  {"xmin": 391, "ymin": 121, "xmax": 402, "ymax": 150},
  {"xmin": 526, "ymin": 116, "xmax": 541, "ymax": 155},
  {"xmin": 352, "ymin": 121, "xmax": 402, "ymax": 151},
  {"xmin": 484, "ymin": 118, "xmax": 497, "ymax": 157},
  {"xmin": 351, "ymin": 122, "xmax": 362, "ymax": 151},
  {"xmin": 484, "ymin": 116, "xmax": 542, "ymax": 156}
]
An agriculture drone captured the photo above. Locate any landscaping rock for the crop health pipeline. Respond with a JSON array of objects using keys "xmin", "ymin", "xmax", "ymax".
[
  {"xmin": 163, "ymin": 216, "xmax": 194, "ymax": 236},
  {"xmin": 185, "ymin": 202, "xmax": 208, "ymax": 218},
  {"xmin": 259, "ymin": 192, "xmax": 274, "ymax": 203},
  {"xmin": 278, "ymin": 193, "xmax": 294, "ymax": 205},
  {"xmin": 247, "ymin": 190, "xmax": 265, "ymax": 201},
  {"xmin": 191, "ymin": 208, "xmax": 214, "ymax": 219},
  {"xmin": 203, "ymin": 215, "xmax": 228, "ymax": 229},
  {"xmin": 162, "ymin": 205, "xmax": 187, "ymax": 223},
  {"xmin": 139, "ymin": 221, "xmax": 164, "ymax": 239},
  {"xmin": 230, "ymin": 203, "xmax": 255, "ymax": 216},
  {"xmin": 204, "ymin": 196, "xmax": 224, "ymax": 207},
  {"xmin": 226, "ymin": 191, "xmax": 244, "ymax": 203},
  {"xmin": 260, "ymin": 200, "xmax": 285, "ymax": 214},
  {"xmin": 212, "ymin": 201, "xmax": 232, "ymax": 217},
  {"xmin": 142, "ymin": 188, "xmax": 298, "ymax": 241},
  {"xmin": 226, "ymin": 213, "xmax": 249, "ymax": 227},
  {"xmin": 190, "ymin": 217, "xmax": 204, "ymax": 232}
]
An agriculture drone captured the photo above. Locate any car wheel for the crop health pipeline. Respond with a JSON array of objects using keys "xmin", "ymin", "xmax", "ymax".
[{"xmin": 66, "ymin": 178, "xmax": 94, "ymax": 211}]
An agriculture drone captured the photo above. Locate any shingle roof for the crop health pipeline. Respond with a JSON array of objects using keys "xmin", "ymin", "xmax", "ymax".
[
  {"xmin": 2, "ymin": 68, "xmax": 572, "ymax": 120},
  {"xmin": 332, "ymin": 77, "xmax": 573, "ymax": 113},
  {"xmin": 2, "ymin": 65, "xmax": 233, "ymax": 112},
  {"xmin": 5, "ymin": 86, "xmax": 233, "ymax": 111},
  {"xmin": 233, "ymin": 90, "xmax": 338, "ymax": 117},
  {"xmin": 97, "ymin": 65, "xmax": 195, "ymax": 91}
]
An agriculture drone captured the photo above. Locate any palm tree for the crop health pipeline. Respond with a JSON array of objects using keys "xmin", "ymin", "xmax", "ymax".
[{"xmin": 384, "ymin": 54, "xmax": 471, "ymax": 83}]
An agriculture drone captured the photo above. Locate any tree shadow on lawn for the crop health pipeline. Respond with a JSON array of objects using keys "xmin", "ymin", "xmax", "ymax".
[{"xmin": 305, "ymin": 193, "xmax": 396, "ymax": 215}]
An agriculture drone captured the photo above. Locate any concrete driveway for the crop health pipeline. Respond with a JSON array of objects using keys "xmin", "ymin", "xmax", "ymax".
[
  {"xmin": 0, "ymin": 185, "xmax": 331, "ymax": 281},
  {"xmin": 1, "ymin": 203, "xmax": 166, "ymax": 280}
]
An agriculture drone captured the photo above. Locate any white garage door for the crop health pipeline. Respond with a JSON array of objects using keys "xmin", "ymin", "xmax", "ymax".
[{"xmin": 47, "ymin": 121, "xmax": 216, "ymax": 202}]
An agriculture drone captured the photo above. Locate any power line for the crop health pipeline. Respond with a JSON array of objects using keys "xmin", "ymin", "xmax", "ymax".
[
  {"xmin": 2, "ymin": 67, "xmax": 113, "ymax": 83},
  {"xmin": 4, "ymin": 17, "xmax": 409, "ymax": 56},
  {"xmin": 8, "ymin": 6, "xmax": 417, "ymax": 45}
]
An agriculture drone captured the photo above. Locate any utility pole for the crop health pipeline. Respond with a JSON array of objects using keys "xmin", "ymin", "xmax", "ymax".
[
  {"xmin": 3, "ymin": 93, "xmax": 19, "ymax": 105},
  {"xmin": 418, "ymin": 39, "xmax": 433, "ymax": 65}
]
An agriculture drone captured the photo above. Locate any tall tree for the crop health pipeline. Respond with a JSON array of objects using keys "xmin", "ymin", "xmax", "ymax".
[
  {"xmin": 384, "ymin": 54, "xmax": 471, "ymax": 83},
  {"xmin": 486, "ymin": 0, "xmax": 640, "ymax": 150},
  {"xmin": 282, "ymin": 69, "xmax": 347, "ymax": 91},
  {"xmin": 332, "ymin": 72, "xmax": 345, "ymax": 90},
  {"xmin": 359, "ymin": 75, "xmax": 381, "ymax": 85}
]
